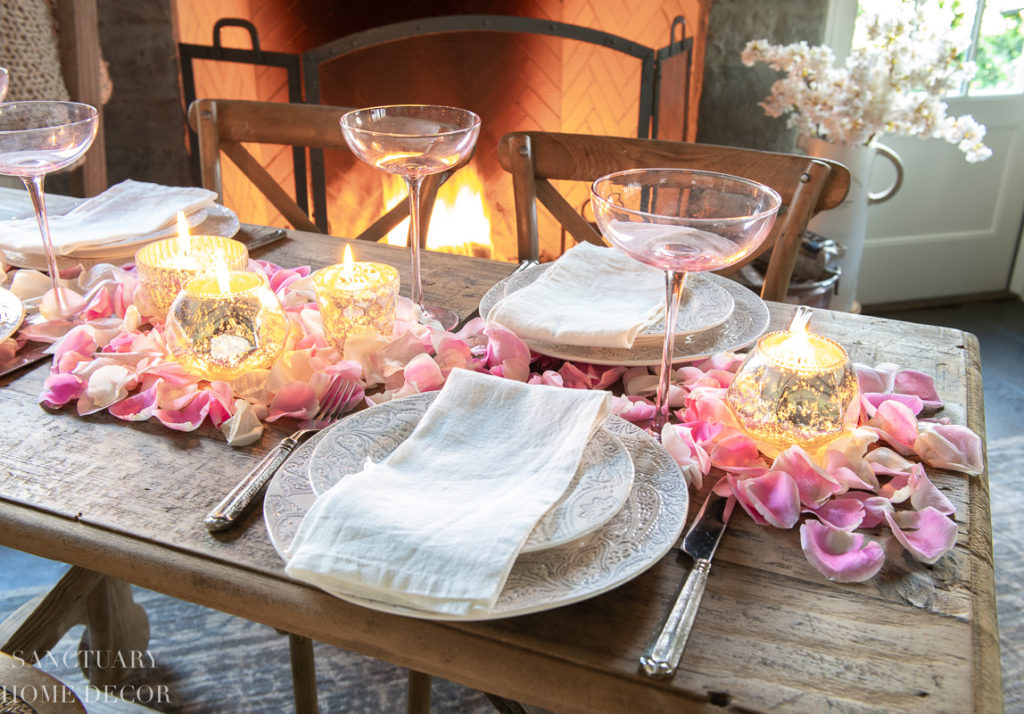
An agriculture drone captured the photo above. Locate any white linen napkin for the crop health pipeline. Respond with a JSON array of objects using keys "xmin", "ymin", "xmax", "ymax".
[
  {"xmin": 485, "ymin": 241, "xmax": 665, "ymax": 349},
  {"xmin": 0, "ymin": 180, "xmax": 216, "ymax": 255},
  {"xmin": 285, "ymin": 368, "xmax": 612, "ymax": 617}
]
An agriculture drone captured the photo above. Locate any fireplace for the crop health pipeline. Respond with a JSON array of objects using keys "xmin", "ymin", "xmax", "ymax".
[{"xmin": 174, "ymin": 2, "xmax": 708, "ymax": 262}]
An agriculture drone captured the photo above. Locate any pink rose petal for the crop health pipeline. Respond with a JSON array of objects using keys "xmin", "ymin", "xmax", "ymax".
[
  {"xmin": 397, "ymin": 353, "xmax": 445, "ymax": 396},
  {"xmin": 884, "ymin": 507, "xmax": 957, "ymax": 564},
  {"xmin": 483, "ymin": 325, "xmax": 531, "ymax": 367},
  {"xmin": 711, "ymin": 433, "xmax": 764, "ymax": 473},
  {"xmin": 153, "ymin": 390, "xmax": 212, "ymax": 431},
  {"xmin": 894, "ymin": 369, "xmax": 943, "ymax": 410},
  {"xmin": 865, "ymin": 447, "xmax": 916, "ymax": 476},
  {"xmin": 855, "ymin": 362, "xmax": 898, "ymax": 394},
  {"xmin": 800, "ymin": 519, "xmax": 886, "ymax": 582},
  {"xmin": 267, "ymin": 381, "xmax": 318, "ymax": 421},
  {"xmin": 804, "ymin": 498, "xmax": 865, "ymax": 530},
  {"xmin": 492, "ymin": 356, "xmax": 530, "ymax": 382},
  {"xmin": 913, "ymin": 424, "xmax": 984, "ymax": 474},
  {"xmin": 730, "ymin": 470, "xmax": 800, "ymax": 529},
  {"xmin": 772, "ymin": 446, "xmax": 843, "ymax": 506},
  {"xmin": 610, "ymin": 394, "xmax": 655, "ymax": 424},
  {"xmin": 840, "ymin": 492, "xmax": 893, "ymax": 528},
  {"xmin": 865, "ymin": 392, "xmax": 924, "ymax": 415},
  {"xmin": 661, "ymin": 424, "xmax": 710, "ymax": 490},
  {"xmin": 906, "ymin": 464, "xmax": 955, "ymax": 515},
  {"xmin": 867, "ymin": 400, "xmax": 919, "ymax": 454},
  {"xmin": 40, "ymin": 373, "xmax": 86, "ymax": 407},
  {"xmin": 108, "ymin": 382, "xmax": 161, "ymax": 421},
  {"xmin": 220, "ymin": 399, "xmax": 263, "ymax": 446}
]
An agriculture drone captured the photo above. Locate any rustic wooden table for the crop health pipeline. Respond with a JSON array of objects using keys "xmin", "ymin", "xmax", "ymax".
[{"xmin": 0, "ymin": 228, "xmax": 1003, "ymax": 713}]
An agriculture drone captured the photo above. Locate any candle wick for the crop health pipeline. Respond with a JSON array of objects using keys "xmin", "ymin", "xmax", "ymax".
[{"xmin": 788, "ymin": 305, "xmax": 814, "ymax": 334}]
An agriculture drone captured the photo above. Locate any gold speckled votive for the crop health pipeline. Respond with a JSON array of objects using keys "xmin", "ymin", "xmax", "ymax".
[
  {"xmin": 135, "ymin": 236, "xmax": 249, "ymax": 317},
  {"xmin": 314, "ymin": 260, "xmax": 399, "ymax": 350},
  {"xmin": 165, "ymin": 271, "xmax": 289, "ymax": 381},
  {"xmin": 726, "ymin": 312, "xmax": 859, "ymax": 450}
]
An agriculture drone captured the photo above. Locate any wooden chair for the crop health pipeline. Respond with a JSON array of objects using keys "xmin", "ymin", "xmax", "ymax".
[
  {"xmin": 496, "ymin": 131, "xmax": 851, "ymax": 302},
  {"xmin": 187, "ymin": 98, "xmax": 449, "ymax": 244}
]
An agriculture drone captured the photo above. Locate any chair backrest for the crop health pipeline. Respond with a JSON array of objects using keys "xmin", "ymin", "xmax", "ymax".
[
  {"xmin": 187, "ymin": 98, "xmax": 445, "ymax": 243},
  {"xmin": 496, "ymin": 131, "xmax": 851, "ymax": 302}
]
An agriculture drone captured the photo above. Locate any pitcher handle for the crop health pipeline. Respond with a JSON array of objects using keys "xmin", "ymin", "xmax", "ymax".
[{"xmin": 869, "ymin": 142, "xmax": 903, "ymax": 205}]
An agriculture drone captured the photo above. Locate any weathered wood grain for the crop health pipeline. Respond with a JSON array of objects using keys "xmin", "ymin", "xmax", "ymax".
[{"xmin": 0, "ymin": 231, "xmax": 1001, "ymax": 713}]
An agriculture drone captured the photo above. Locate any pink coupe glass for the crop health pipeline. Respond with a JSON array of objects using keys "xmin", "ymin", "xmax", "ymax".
[
  {"xmin": 340, "ymin": 104, "xmax": 481, "ymax": 330},
  {"xmin": 0, "ymin": 101, "xmax": 98, "ymax": 315},
  {"xmin": 591, "ymin": 168, "xmax": 781, "ymax": 435}
]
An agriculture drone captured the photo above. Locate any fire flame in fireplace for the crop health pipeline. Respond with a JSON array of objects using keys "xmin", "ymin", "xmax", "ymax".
[{"xmin": 381, "ymin": 167, "xmax": 494, "ymax": 259}]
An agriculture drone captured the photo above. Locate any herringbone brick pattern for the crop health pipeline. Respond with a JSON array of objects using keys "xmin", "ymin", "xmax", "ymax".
[{"xmin": 175, "ymin": 0, "xmax": 707, "ymax": 261}]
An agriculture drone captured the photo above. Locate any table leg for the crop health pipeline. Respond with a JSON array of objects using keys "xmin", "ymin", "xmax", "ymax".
[
  {"xmin": 408, "ymin": 670, "xmax": 431, "ymax": 714},
  {"xmin": 288, "ymin": 633, "xmax": 319, "ymax": 714}
]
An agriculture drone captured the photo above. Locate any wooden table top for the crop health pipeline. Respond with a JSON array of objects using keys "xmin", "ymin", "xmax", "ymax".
[{"xmin": 0, "ymin": 228, "xmax": 1002, "ymax": 713}]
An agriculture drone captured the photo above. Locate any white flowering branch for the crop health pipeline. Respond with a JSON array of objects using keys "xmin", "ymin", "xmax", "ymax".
[{"xmin": 741, "ymin": 1, "xmax": 992, "ymax": 162}]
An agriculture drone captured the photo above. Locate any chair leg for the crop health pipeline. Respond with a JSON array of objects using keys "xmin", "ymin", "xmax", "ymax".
[
  {"xmin": 407, "ymin": 670, "xmax": 431, "ymax": 714},
  {"xmin": 288, "ymin": 633, "xmax": 319, "ymax": 714}
]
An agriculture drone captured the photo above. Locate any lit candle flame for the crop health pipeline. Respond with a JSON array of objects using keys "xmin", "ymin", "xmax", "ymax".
[
  {"xmin": 175, "ymin": 212, "xmax": 191, "ymax": 256},
  {"xmin": 782, "ymin": 321, "xmax": 815, "ymax": 368},
  {"xmin": 780, "ymin": 305, "xmax": 816, "ymax": 368},
  {"xmin": 341, "ymin": 245, "xmax": 355, "ymax": 282},
  {"xmin": 213, "ymin": 257, "xmax": 232, "ymax": 294}
]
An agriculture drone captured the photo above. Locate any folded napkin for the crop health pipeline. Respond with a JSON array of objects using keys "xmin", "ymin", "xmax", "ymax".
[
  {"xmin": 486, "ymin": 242, "xmax": 665, "ymax": 348},
  {"xmin": 0, "ymin": 180, "xmax": 215, "ymax": 255},
  {"xmin": 285, "ymin": 368, "xmax": 612, "ymax": 617}
]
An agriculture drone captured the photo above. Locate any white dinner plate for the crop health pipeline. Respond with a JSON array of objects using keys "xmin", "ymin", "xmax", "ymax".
[
  {"xmin": 264, "ymin": 411, "xmax": 688, "ymax": 622},
  {"xmin": 479, "ymin": 264, "xmax": 769, "ymax": 366},
  {"xmin": 308, "ymin": 391, "xmax": 635, "ymax": 553},
  {"xmin": 495, "ymin": 266, "xmax": 735, "ymax": 345},
  {"xmin": 0, "ymin": 287, "xmax": 24, "ymax": 343},
  {"xmin": 0, "ymin": 203, "xmax": 240, "ymax": 270}
]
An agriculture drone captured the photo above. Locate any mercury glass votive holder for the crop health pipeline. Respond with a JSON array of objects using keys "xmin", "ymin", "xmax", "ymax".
[
  {"xmin": 314, "ymin": 262, "xmax": 400, "ymax": 349},
  {"xmin": 165, "ymin": 271, "xmax": 289, "ymax": 382},
  {"xmin": 135, "ymin": 236, "xmax": 249, "ymax": 317},
  {"xmin": 726, "ymin": 329, "xmax": 859, "ymax": 450}
]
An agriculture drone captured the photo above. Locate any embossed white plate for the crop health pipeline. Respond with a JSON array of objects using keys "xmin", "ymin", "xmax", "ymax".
[
  {"xmin": 480, "ymin": 264, "xmax": 769, "ymax": 366},
  {"xmin": 264, "ymin": 411, "xmax": 688, "ymax": 621},
  {"xmin": 493, "ymin": 265, "xmax": 734, "ymax": 344},
  {"xmin": 0, "ymin": 287, "xmax": 24, "ymax": 343},
  {"xmin": 308, "ymin": 392, "xmax": 635, "ymax": 553},
  {"xmin": 1, "ymin": 203, "xmax": 240, "ymax": 269}
]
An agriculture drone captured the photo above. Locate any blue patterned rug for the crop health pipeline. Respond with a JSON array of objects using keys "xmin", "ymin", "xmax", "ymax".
[
  {"xmin": 989, "ymin": 435, "xmax": 1024, "ymax": 712},
  {"xmin": 0, "ymin": 584, "xmax": 492, "ymax": 713}
]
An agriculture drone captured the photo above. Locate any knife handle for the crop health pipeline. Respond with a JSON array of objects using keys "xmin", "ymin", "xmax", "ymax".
[
  {"xmin": 640, "ymin": 558, "xmax": 711, "ymax": 678},
  {"xmin": 204, "ymin": 438, "xmax": 296, "ymax": 533}
]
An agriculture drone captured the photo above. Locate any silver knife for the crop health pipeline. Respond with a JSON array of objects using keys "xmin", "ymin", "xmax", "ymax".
[{"xmin": 640, "ymin": 492, "xmax": 734, "ymax": 678}]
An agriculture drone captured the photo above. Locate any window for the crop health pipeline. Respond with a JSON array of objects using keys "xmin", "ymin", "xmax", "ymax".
[{"xmin": 855, "ymin": 1, "xmax": 1024, "ymax": 96}]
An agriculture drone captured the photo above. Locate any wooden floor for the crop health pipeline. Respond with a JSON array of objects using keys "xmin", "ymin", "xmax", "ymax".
[{"xmin": 2, "ymin": 296, "xmax": 1022, "ymax": 710}]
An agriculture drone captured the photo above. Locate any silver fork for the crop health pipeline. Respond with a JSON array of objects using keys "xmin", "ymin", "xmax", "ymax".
[{"xmin": 204, "ymin": 375, "xmax": 359, "ymax": 532}]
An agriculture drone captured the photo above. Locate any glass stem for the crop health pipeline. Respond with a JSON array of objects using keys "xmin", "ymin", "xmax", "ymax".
[
  {"xmin": 653, "ymin": 270, "xmax": 687, "ymax": 436},
  {"xmin": 22, "ymin": 174, "xmax": 67, "ymax": 315},
  {"xmin": 405, "ymin": 174, "xmax": 425, "ymax": 308}
]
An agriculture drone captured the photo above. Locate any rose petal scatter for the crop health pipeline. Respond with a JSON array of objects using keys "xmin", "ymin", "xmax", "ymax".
[{"xmin": 8, "ymin": 258, "xmax": 981, "ymax": 585}]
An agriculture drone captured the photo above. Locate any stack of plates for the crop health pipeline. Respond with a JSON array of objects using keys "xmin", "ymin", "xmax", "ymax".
[
  {"xmin": 263, "ymin": 392, "xmax": 689, "ymax": 621},
  {"xmin": 0, "ymin": 185, "xmax": 240, "ymax": 271},
  {"xmin": 479, "ymin": 262, "xmax": 770, "ymax": 365}
]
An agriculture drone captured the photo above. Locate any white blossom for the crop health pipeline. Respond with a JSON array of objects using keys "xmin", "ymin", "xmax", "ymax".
[{"xmin": 741, "ymin": 0, "xmax": 991, "ymax": 162}]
